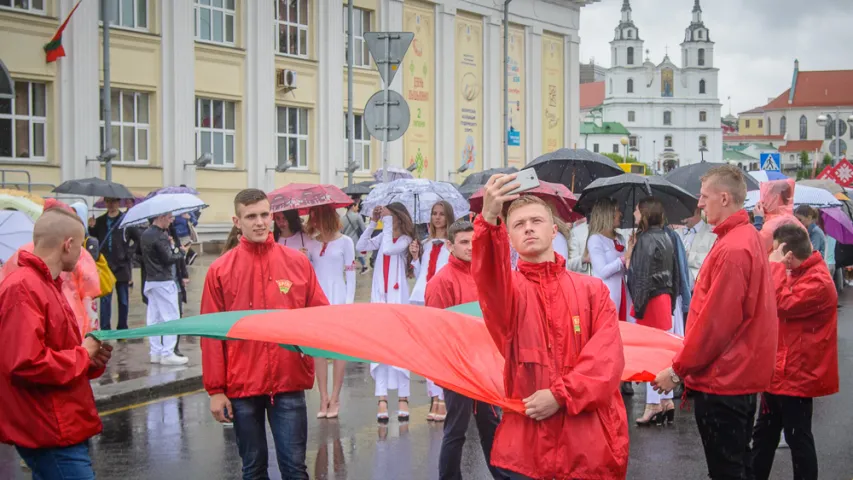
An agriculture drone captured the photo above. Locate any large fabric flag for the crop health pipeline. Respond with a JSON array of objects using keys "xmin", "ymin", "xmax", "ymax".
[
  {"xmin": 90, "ymin": 303, "xmax": 682, "ymax": 413},
  {"xmin": 44, "ymin": 0, "xmax": 84, "ymax": 63}
]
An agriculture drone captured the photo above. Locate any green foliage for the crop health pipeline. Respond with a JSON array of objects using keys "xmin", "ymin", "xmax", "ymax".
[
  {"xmin": 823, "ymin": 153, "xmax": 834, "ymax": 166},
  {"xmin": 603, "ymin": 152, "xmax": 638, "ymax": 163},
  {"xmin": 799, "ymin": 151, "xmax": 810, "ymax": 169}
]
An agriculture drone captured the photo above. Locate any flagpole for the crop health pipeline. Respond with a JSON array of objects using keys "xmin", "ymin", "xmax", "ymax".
[{"xmin": 102, "ymin": 0, "xmax": 113, "ymax": 182}]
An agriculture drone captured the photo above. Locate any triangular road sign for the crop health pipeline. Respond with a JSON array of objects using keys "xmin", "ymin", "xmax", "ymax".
[
  {"xmin": 761, "ymin": 157, "xmax": 777, "ymax": 171},
  {"xmin": 760, "ymin": 152, "xmax": 779, "ymax": 171},
  {"xmin": 364, "ymin": 32, "xmax": 414, "ymax": 86}
]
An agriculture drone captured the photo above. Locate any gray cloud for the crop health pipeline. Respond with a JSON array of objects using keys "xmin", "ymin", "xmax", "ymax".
[{"xmin": 578, "ymin": 0, "xmax": 853, "ymax": 114}]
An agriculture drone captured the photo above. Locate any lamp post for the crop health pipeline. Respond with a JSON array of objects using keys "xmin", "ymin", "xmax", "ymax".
[
  {"xmin": 699, "ymin": 146, "xmax": 708, "ymax": 163},
  {"xmin": 620, "ymin": 136, "xmax": 629, "ymax": 163},
  {"xmin": 816, "ymin": 112, "xmax": 853, "ymax": 164}
]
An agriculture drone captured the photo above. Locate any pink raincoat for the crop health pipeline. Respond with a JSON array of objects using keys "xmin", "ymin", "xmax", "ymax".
[{"xmin": 759, "ymin": 179, "xmax": 805, "ymax": 253}]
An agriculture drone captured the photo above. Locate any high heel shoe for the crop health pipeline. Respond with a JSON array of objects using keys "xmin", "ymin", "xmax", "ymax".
[
  {"xmin": 661, "ymin": 402, "xmax": 675, "ymax": 425},
  {"xmin": 317, "ymin": 399, "xmax": 329, "ymax": 419},
  {"xmin": 326, "ymin": 400, "xmax": 340, "ymax": 419},
  {"xmin": 426, "ymin": 397, "xmax": 437, "ymax": 421},
  {"xmin": 635, "ymin": 405, "xmax": 664, "ymax": 426},
  {"xmin": 433, "ymin": 400, "xmax": 447, "ymax": 422},
  {"xmin": 376, "ymin": 399, "xmax": 389, "ymax": 424},
  {"xmin": 397, "ymin": 397, "xmax": 410, "ymax": 422}
]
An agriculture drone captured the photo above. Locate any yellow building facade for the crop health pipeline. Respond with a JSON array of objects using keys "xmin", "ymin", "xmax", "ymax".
[
  {"xmin": 0, "ymin": 0, "xmax": 590, "ymax": 237},
  {"xmin": 738, "ymin": 109, "xmax": 765, "ymax": 136}
]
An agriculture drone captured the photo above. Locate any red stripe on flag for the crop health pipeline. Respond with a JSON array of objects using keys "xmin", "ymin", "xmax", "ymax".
[{"xmin": 44, "ymin": 0, "xmax": 83, "ymax": 63}]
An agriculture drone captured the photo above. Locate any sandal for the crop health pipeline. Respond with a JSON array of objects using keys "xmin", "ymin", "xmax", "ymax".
[
  {"xmin": 433, "ymin": 400, "xmax": 447, "ymax": 422},
  {"xmin": 327, "ymin": 400, "xmax": 340, "ymax": 419},
  {"xmin": 426, "ymin": 397, "xmax": 436, "ymax": 421},
  {"xmin": 397, "ymin": 397, "xmax": 410, "ymax": 422},
  {"xmin": 377, "ymin": 399, "xmax": 389, "ymax": 423}
]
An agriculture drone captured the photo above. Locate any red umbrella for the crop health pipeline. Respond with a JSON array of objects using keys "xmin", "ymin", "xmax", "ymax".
[
  {"xmin": 268, "ymin": 183, "xmax": 353, "ymax": 214},
  {"xmin": 468, "ymin": 180, "xmax": 580, "ymax": 222}
]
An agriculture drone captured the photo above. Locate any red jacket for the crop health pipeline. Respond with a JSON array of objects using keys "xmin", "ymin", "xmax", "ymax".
[
  {"xmin": 673, "ymin": 210, "xmax": 778, "ymax": 395},
  {"xmin": 767, "ymin": 253, "xmax": 839, "ymax": 398},
  {"xmin": 0, "ymin": 251, "xmax": 104, "ymax": 448},
  {"xmin": 424, "ymin": 255, "xmax": 478, "ymax": 309},
  {"xmin": 472, "ymin": 217, "xmax": 628, "ymax": 479},
  {"xmin": 201, "ymin": 234, "xmax": 329, "ymax": 399}
]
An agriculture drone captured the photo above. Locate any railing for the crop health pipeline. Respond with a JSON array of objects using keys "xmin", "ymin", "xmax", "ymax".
[{"xmin": 0, "ymin": 169, "xmax": 33, "ymax": 191}]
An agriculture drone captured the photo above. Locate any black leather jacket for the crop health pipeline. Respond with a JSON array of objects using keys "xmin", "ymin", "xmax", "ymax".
[
  {"xmin": 627, "ymin": 227, "xmax": 679, "ymax": 319},
  {"xmin": 141, "ymin": 225, "xmax": 184, "ymax": 282}
]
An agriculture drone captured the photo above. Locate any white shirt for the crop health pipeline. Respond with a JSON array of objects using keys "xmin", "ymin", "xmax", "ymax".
[{"xmin": 680, "ymin": 220, "xmax": 705, "ymax": 251}]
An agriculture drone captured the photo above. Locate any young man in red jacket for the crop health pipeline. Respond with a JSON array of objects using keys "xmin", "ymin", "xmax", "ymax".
[
  {"xmin": 201, "ymin": 189, "xmax": 329, "ymax": 479},
  {"xmin": 0, "ymin": 208, "xmax": 112, "ymax": 479},
  {"xmin": 427, "ymin": 220, "xmax": 508, "ymax": 480},
  {"xmin": 473, "ymin": 176, "xmax": 628, "ymax": 479},
  {"xmin": 751, "ymin": 224, "xmax": 838, "ymax": 480},
  {"xmin": 654, "ymin": 165, "xmax": 778, "ymax": 479}
]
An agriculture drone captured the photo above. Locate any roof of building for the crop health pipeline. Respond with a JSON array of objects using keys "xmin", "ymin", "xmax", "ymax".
[
  {"xmin": 778, "ymin": 140, "xmax": 824, "ymax": 152},
  {"xmin": 763, "ymin": 70, "xmax": 853, "ymax": 110},
  {"xmin": 723, "ymin": 149, "xmax": 758, "ymax": 161},
  {"xmin": 723, "ymin": 135, "xmax": 785, "ymax": 143},
  {"xmin": 738, "ymin": 106, "xmax": 765, "ymax": 115},
  {"xmin": 580, "ymin": 81, "xmax": 605, "ymax": 110},
  {"xmin": 580, "ymin": 122, "xmax": 631, "ymax": 135}
]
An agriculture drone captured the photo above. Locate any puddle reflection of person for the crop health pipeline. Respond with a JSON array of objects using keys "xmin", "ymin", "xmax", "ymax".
[{"xmin": 314, "ymin": 421, "xmax": 346, "ymax": 480}]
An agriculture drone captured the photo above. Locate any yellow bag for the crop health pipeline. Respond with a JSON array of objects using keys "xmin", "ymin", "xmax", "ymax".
[{"xmin": 94, "ymin": 252, "xmax": 116, "ymax": 298}]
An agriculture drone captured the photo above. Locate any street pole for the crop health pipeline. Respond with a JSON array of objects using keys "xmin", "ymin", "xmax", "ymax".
[
  {"xmin": 383, "ymin": 34, "xmax": 390, "ymax": 183},
  {"xmin": 346, "ymin": 0, "xmax": 355, "ymax": 187},
  {"xmin": 102, "ymin": 0, "xmax": 113, "ymax": 182},
  {"xmin": 503, "ymin": 0, "xmax": 511, "ymax": 168}
]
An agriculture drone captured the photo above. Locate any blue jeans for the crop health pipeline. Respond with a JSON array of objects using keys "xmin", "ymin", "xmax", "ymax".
[
  {"xmin": 16, "ymin": 441, "xmax": 95, "ymax": 480},
  {"xmin": 99, "ymin": 281, "xmax": 129, "ymax": 330},
  {"xmin": 231, "ymin": 392, "xmax": 309, "ymax": 480}
]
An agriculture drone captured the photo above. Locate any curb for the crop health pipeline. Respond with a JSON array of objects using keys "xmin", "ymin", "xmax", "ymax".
[{"xmin": 93, "ymin": 366, "xmax": 204, "ymax": 412}]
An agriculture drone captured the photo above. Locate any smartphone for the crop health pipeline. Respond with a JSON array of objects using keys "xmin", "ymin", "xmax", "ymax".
[{"xmin": 507, "ymin": 169, "xmax": 541, "ymax": 195}]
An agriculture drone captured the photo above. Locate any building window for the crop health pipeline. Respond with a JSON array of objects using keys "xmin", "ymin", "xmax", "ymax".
[
  {"xmin": 758, "ymin": 119, "xmax": 763, "ymax": 128},
  {"xmin": 699, "ymin": 79, "xmax": 706, "ymax": 94},
  {"xmin": 789, "ymin": 154, "xmax": 795, "ymax": 164},
  {"xmin": 343, "ymin": 7, "xmax": 371, "ymax": 67},
  {"xmin": 627, "ymin": 47, "xmax": 634, "ymax": 65},
  {"xmin": 628, "ymin": 111, "xmax": 635, "ymax": 122},
  {"xmin": 0, "ymin": 0, "xmax": 45, "ymax": 14},
  {"xmin": 593, "ymin": 143, "xmax": 599, "ymax": 153},
  {"xmin": 799, "ymin": 115, "xmax": 808, "ymax": 140},
  {"xmin": 699, "ymin": 135, "xmax": 707, "ymax": 148},
  {"xmin": 195, "ymin": 0, "xmax": 235, "ymax": 45},
  {"xmin": 698, "ymin": 30, "xmax": 703, "ymax": 40},
  {"xmin": 627, "ymin": 30, "xmax": 633, "ymax": 39},
  {"xmin": 746, "ymin": 119, "xmax": 751, "ymax": 128},
  {"xmin": 100, "ymin": 90, "xmax": 149, "ymax": 163},
  {"xmin": 276, "ymin": 106, "xmax": 308, "ymax": 168},
  {"xmin": 699, "ymin": 111, "xmax": 707, "ymax": 122},
  {"xmin": 196, "ymin": 98, "xmax": 236, "ymax": 166},
  {"xmin": 663, "ymin": 111, "xmax": 672, "ymax": 126},
  {"xmin": 664, "ymin": 135, "xmax": 673, "ymax": 148},
  {"xmin": 629, "ymin": 136, "xmax": 638, "ymax": 148},
  {"xmin": 627, "ymin": 79, "xmax": 634, "ymax": 94},
  {"xmin": 612, "ymin": 144, "xmax": 619, "ymax": 154},
  {"xmin": 100, "ymin": 0, "xmax": 148, "ymax": 30},
  {"xmin": 344, "ymin": 113, "xmax": 371, "ymax": 170},
  {"xmin": 698, "ymin": 48, "xmax": 705, "ymax": 66},
  {"xmin": 275, "ymin": 0, "xmax": 309, "ymax": 57},
  {"xmin": 608, "ymin": 79, "xmax": 613, "ymax": 94},
  {"xmin": 780, "ymin": 116, "xmax": 786, "ymax": 137},
  {"xmin": 0, "ymin": 81, "xmax": 47, "ymax": 160}
]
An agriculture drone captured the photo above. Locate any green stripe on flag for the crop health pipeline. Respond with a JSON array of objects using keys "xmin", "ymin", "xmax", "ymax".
[
  {"xmin": 446, "ymin": 302, "xmax": 482, "ymax": 317},
  {"xmin": 88, "ymin": 310, "xmax": 267, "ymax": 342},
  {"xmin": 279, "ymin": 345, "xmax": 369, "ymax": 363},
  {"xmin": 43, "ymin": 38, "xmax": 62, "ymax": 52}
]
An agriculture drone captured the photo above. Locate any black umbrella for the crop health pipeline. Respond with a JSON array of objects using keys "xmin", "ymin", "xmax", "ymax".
[
  {"xmin": 456, "ymin": 167, "xmax": 518, "ymax": 199},
  {"xmin": 53, "ymin": 177, "xmax": 135, "ymax": 199},
  {"xmin": 342, "ymin": 181, "xmax": 376, "ymax": 195},
  {"xmin": 664, "ymin": 162, "xmax": 760, "ymax": 197},
  {"xmin": 576, "ymin": 174, "xmax": 698, "ymax": 228},
  {"xmin": 523, "ymin": 148, "xmax": 623, "ymax": 193}
]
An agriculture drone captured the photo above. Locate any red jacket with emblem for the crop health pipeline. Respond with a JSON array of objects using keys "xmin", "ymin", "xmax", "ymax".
[
  {"xmin": 673, "ymin": 210, "xmax": 778, "ymax": 395},
  {"xmin": 201, "ymin": 234, "xmax": 329, "ymax": 399},
  {"xmin": 0, "ymin": 251, "xmax": 104, "ymax": 448},
  {"xmin": 472, "ymin": 216, "xmax": 628, "ymax": 480},
  {"xmin": 424, "ymin": 254, "xmax": 478, "ymax": 309},
  {"xmin": 767, "ymin": 252, "xmax": 838, "ymax": 398}
]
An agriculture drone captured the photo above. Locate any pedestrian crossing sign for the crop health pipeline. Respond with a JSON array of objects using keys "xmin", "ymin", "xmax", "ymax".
[{"xmin": 760, "ymin": 153, "xmax": 780, "ymax": 171}]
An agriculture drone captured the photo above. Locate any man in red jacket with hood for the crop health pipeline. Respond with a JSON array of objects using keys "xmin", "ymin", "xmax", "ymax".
[
  {"xmin": 0, "ymin": 207, "xmax": 112, "ymax": 479},
  {"xmin": 654, "ymin": 164, "xmax": 777, "ymax": 479},
  {"xmin": 473, "ymin": 175, "xmax": 628, "ymax": 479},
  {"xmin": 751, "ymin": 224, "xmax": 838, "ymax": 480},
  {"xmin": 201, "ymin": 189, "xmax": 329, "ymax": 479}
]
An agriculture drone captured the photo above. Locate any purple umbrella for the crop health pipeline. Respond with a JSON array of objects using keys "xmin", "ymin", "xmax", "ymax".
[
  {"xmin": 821, "ymin": 207, "xmax": 853, "ymax": 245},
  {"xmin": 373, "ymin": 167, "xmax": 414, "ymax": 183},
  {"xmin": 145, "ymin": 185, "xmax": 200, "ymax": 200}
]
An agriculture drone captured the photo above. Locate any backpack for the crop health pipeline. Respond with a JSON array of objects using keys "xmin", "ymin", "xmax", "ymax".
[{"xmin": 86, "ymin": 236, "xmax": 116, "ymax": 297}]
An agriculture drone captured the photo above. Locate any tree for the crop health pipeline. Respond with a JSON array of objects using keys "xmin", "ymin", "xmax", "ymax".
[
  {"xmin": 799, "ymin": 151, "xmax": 811, "ymax": 169},
  {"xmin": 603, "ymin": 152, "xmax": 638, "ymax": 163},
  {"xmin": 823, "ymin": 153, "xmax": 833, "ymax": 166}
]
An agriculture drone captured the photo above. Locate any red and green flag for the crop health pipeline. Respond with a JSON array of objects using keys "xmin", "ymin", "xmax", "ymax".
[{"xmin": 44, "ymin": 0, "xmax": 84, "ymax": 63}]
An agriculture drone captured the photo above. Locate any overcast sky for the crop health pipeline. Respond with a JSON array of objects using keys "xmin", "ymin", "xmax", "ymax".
[{"xmin": 577, "ymin": 0, "xmax": 853, "ymax": 115}]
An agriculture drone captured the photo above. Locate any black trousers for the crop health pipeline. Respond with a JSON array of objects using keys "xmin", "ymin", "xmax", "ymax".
[
  {"xmin": 752, "ymin": 393, "xmax": 817, "ymax": 480},
  {"xmin": 693, "ymin": 391, "xmax": 757, "ymax": 480},
  {"xmin": 439, "ymin": 389, "xmax": 507, "ymax": 480}
]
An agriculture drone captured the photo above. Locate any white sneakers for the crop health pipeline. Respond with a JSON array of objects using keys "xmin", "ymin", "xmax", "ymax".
[{"xmin": 150, "ymin": 353, "xmax": 189, "ymax": 365}]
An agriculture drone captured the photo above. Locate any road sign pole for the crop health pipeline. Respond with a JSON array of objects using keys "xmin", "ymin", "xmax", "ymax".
[
  {"xmin": 346, "ymin": 0, "xmax": 354, "ymax": 188},
  {"xmin": 383, "ymin": 34, "xmax": 391, "ymax": 184},
  {"xmin": 503, "ymin": 0, "xmax": 512, "ymax": 169}
]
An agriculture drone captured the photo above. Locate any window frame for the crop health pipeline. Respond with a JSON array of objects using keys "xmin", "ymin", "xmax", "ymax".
[
  {"xmin": 100, "ymin": 0, "xmax": 148, "ymax": 31},
  {"xmin": 663, "ymin": 111, "xmax": 672, "ymax": 126},
  {"xmin": 627, "ymin": 46, "xmax": 634, "ymax": 65},
  {"xmin": 698, "ymin": 48, "xmax": 705, "ymax": 66},
  {"xmin": 195, "ymin": 97, "xmax": 237, "ymax": 168},
  {"xmin": 99, "ymin": 89, "xmax": 150, "ymax": 164},
  {"xmin": 0, "ymin": 0, "xmax": 45, "ymax": 14},
  {"xmin": 343, "ymin": 6, "xmax": 371, "ymax": 68},
  {"xmin": 664, "ymin": 135, "xmax": 673, "ymax": 149},
  {"xmin": 593, "ymin": 143, "xmax": 599, "ymax": 153},
  {"xmin": 758, "ymin": 119, "xmax": 763, "ymax": 128},
  {"xmin": 799, "ymin": 115, "xmax": 808, "ymax": 140},
  {"xmin": 344, "ymin": 113, "xmax": 371, "ymax": 171},
  {"xmin": 276, "ymin": 105, "xmax": 309, "ymax": 170},
  {"xmin": 699, "ymin": 79, "xmax": 706, "ymax": 94},
  {"xmin": 0, "ymin": 80, "xmax": 47, "ymax": 162},
  {"xmin": 699, "ymin": 135, "xmax": 708, "ymax": 148},
  {"xmin": 699, "ymin": 111, "xmax": 707, "ymax": 122},
  {"xmin": 628, "ymin": 111, "xmax": 635, "ymax": 123},
  {"xmin": 627, "ymin": 78, "xmax": 634, "ymax": 94},
  {"xmin": 275, "ymin": 0, "xmax": 310, "ymax": 59},
  {"xmin": 194, "ymin": 0, "xmax": 236, "ymax": 46},
  {"xmin": 780, "ymin": 116, "xmax": 787, "ymax": 137}
]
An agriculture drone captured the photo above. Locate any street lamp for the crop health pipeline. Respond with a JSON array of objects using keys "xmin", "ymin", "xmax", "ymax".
[
  {"xmin": 266, "ymin": 162, "xmax": 291, "ymax": 173},
  {"xmin": 620, "ymin": 136, "xmax": 629, "ymax": 162},
  {"xmin": 184, "ymin": 153, "xmax": 212, "ymax": 169},
  {"xmin": 816, "ymin": 112, "xmax": 853, "ymax": 163},
  {"xmin": 699, "ymin": 146, "xmax": 708, "ymax": 163},
  {"xmin": 448, "ymin": 162, "xmax": 470, "ymax": 179}
]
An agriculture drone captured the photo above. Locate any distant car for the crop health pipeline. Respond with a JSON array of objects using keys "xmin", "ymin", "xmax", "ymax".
[{"xmin": 618, "ymin": 162, "xmax": 648, "ymax": 175}]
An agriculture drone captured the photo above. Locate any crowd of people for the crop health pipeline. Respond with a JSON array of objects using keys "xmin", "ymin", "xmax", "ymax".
[{"xmin": 0, "ymin": 164, "xmax": 841, "ymax": 480}]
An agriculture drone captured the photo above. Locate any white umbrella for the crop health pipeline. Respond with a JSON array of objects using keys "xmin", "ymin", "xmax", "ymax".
[
  {"xmin": 0, "ymin": 210, "xmax": 35, "ymax": 263},
  {"xmin": 119, "ymin": 193, "xmax": 208, "ymax": 228},
  {"xmin": 744, "ymin": 184, "xmax": 842, "ymax": 210},
  {"xmin": 361, "ymin": 178, "xmax": 470, "ymax": 224}
]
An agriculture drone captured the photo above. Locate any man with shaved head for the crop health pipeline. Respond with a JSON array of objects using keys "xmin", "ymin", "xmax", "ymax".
[{"xmin": 0, "ymin": 207, "xmax": 113, "ymax": 479}]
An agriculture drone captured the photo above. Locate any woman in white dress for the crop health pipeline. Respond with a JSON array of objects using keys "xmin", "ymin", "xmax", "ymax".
[
  {"xmin": 305, "ymin": 205, "xmax": 356, "ymax": 420},
  {"xmin": 273, "ymin": 209, "xmax": 317, "ymax": 254},
  {"xmin": 356, "ymin": 202, "xmax": 416, "ymax": 422},
  {"xmin": 408, "ymin": 200, "xmax": 454, "ymax": 421}
]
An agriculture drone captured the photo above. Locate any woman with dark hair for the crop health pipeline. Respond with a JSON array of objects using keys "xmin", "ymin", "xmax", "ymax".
[
  {"xmin": 356, "ymin": 202, "xmax": 415, "ymax": 422},
  {"xmin": 223, "ymin": 226, "xmax": 241, "ymax": 253},
  {"xmin": 626, "ymin": 197, "xmax": 679, "ymax": 425},
  {"xmin": 794, "ymin": 204, "xmax": 826, "ymax": 257},
  {"xmin": 273, "ymin": 209, "xmax": 316, "ymax": 255}
]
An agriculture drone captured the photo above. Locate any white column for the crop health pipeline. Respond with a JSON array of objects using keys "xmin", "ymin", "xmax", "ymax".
[
  {"xmin": 482, "ymin": 14, "xmax": 502, "ymax": 170},
  {"xmin": 160, "ymin": 1, "xmax": 196, "ymax": 187},
  {"xmin": 317, "ymin": 0, "xmax": 345, "ymax": 185},
  {"xmin": 527, "ymin": 25, "xmax": 542, "ymax": 161},
  {"xmin": 435, "ymin": 4, "xmax": 455, "ymax": 181},
  {"xmin": 243, "ymin": 0, "xmax": 276, "ymax": 189},
  {"xmin": 58, "ymin": 0, "xmax": 99, "ymax": 181},
  {"xmin": 566, "ymin": 33, "xmax": 580, "ymax": 149},
  {"xmin": 380, "ymin": 0, "xmax": 405, "ymax": 168}
]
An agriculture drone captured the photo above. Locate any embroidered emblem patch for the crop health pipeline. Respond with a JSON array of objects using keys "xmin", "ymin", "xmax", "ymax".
[
  {"xmin": 572, "ymin": 316, "xmax": 581, "ymax": 334},
  {"xmin": 276, "ymin": 280, "xmax": 293, "ymax": 294}
]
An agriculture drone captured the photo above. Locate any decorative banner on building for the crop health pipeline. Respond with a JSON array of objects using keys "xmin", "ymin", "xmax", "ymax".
[
  {"xmin": 506, "ymin": 26, "xmax": 525, "ymax": 167},
  {"xmin": 455, "ymin": 13, "xmax": 483, "ymax": 177},
  {"xmin": 402, "ymin": 2, "xmax": 436, "ymax": 180},
  {"xmin": 541, "ymin": 34, "xmax": 564, "ymax": 155}
]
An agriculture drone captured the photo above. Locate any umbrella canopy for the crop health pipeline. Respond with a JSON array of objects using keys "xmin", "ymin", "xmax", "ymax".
[
  {"xmin": 53, "ymin": 177, "xmax": 135, "ymax": 199},
  {"xmin": 341, "ymin": 180, "xmax": 376, "ymax": 195},
  {"xmin": 0, "ymin": 210, "xmax": 35, "ymax": 263},
  {"xmin": 268, "ymin": 183, "xmax": 353, "ymax": 215},
  {"xmin": 468, "ymin": 179, "xmax": 580, "ymax": 222},
  {"xmin": 576, "ymin": 174, "xmax": 698, "ymax": 228},
  {"xmin": 0, "ymin": 194, "xmax": 43, "ymax": 222},
  {"xmin": 373, "ymin": 166, "xmax": 414, "ymax": 182},
  {"xmin": 798, "ymin": 179, "xmax": 846, "ymax": 196},
  {"xmin": 744, "ymin": 184, "xmax": 842, "ymax": 210},
  {"xmin": 748, "ymin": 170, "xmax": 789, "ymax": 183},
  {"xmin": 361, "ymin": 178, "xmax": 469, "ymax": 224},
  {"xmin": 94, "ymin": 194, "xmax": 145, "ymax": 209},
  {"xmin": 523, "ymin": 148, "xmax": 624, "ymax": 193},
  {"xmin": 664, "ymin": 162, "xmax": 761, "ymax": 196},
  {"xmin": 457, "ymin": 167, "xmax": 519, "ymax": 199},
  {"xmin": 821, "ymin": 207, "xmax": 853, "ymax": 244},
  {"xmin": 145, "ymin": 185, "xmax": 200, "ymax": 199},
  {"xmin": 119, "ymin": 193, "xmax": 208, "ymax": 228},
  {"xmin": 0, "ymin": 189, "xmax": 45, "ymax": 205}
]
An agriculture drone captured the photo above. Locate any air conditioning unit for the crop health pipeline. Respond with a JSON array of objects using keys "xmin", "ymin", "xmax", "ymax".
[{"xmin": 276, "ymin": 69, "xmax": 297, "ymax": 91}]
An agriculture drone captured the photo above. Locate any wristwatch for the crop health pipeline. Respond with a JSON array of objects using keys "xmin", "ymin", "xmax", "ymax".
[{"xmin": 669, "ymin": 368, "xmax": 681, "ymax": 384}]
